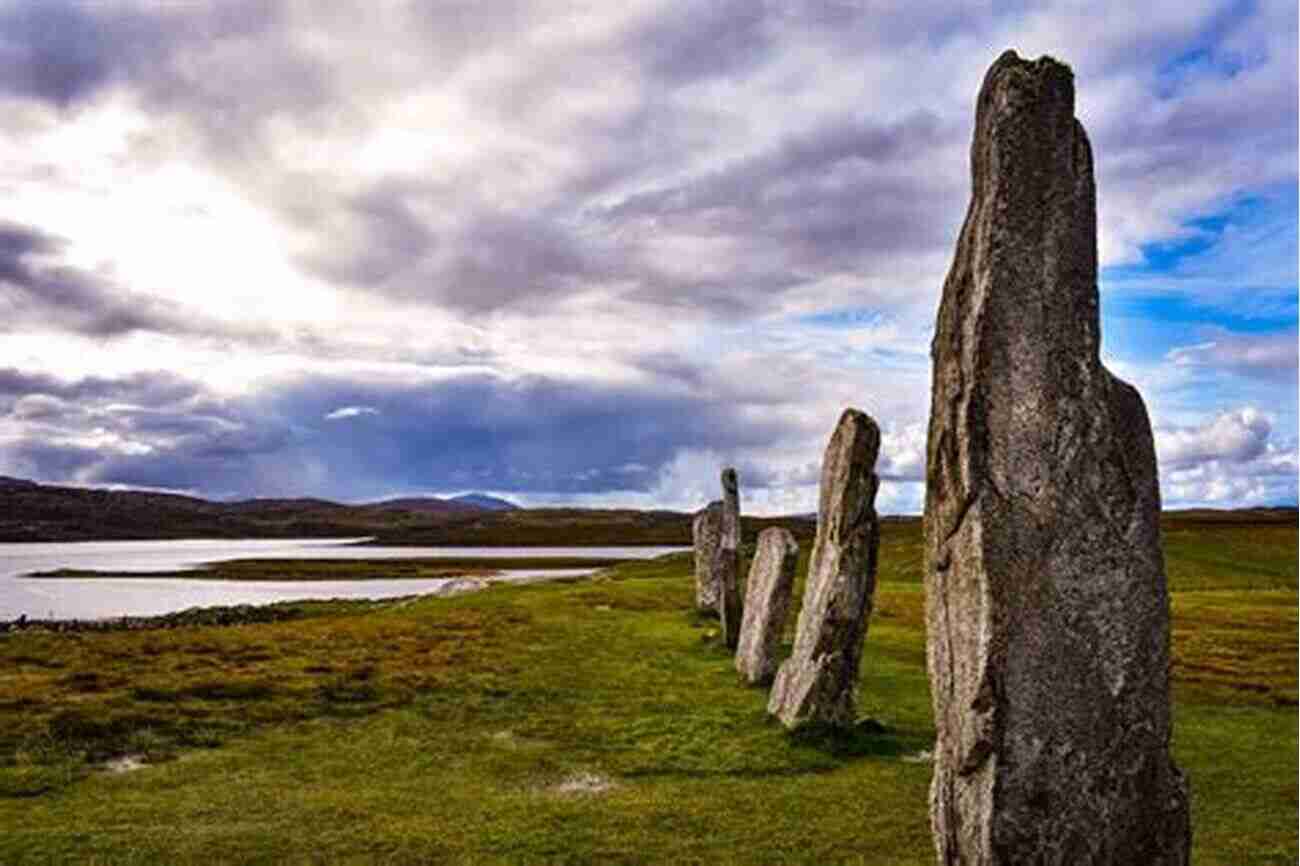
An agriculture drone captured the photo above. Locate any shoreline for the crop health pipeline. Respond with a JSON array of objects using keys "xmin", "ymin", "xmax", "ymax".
[
  {"xmin": 20, "ymin": 554, "xmax": 623, "ymax": 581},
  {"xmin": 0, "ymin": 570, "xmax": 600, "ymax": 634}
]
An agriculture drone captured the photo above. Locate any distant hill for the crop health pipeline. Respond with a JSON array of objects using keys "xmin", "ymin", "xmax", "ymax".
[
  {"xmin": 0, "ymin": 477, "xmax": 484, "ymax": 542},
  {"xmin": 365, "ymin": 497, "xmax": 482, "ymax": 516},
  {"xmin": 0, "ymin": 475, "xmax": 1291, "ymax": 544},
  {"xmin": 1163, "ymin": 507, "xmax": 1298, "ymax": 525},
  {"xmin": 451, "ymin": 493, "xmax": 519, "ymax": 511},
  {"xmin": 366, "ymin": 506, "xmax": 818, "ymax": 547}
]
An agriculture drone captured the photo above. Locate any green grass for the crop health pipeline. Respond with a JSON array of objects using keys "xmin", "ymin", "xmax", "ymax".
[
  {"xmin": 25, "ymin": 556, "xmax": 626, "ymax": 581},
  {"xmin": 0, "ymin": 521, "xmax": 1295, "ymax": 864}
]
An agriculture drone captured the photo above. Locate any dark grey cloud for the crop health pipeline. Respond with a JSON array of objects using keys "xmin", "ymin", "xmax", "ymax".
[
  {"xmin": 299, "ymin": 182, "xmax": 441, "ymax": 288},
  {"xmin": 635, "ymin": 0, "xmax": 773, "ymax": 85},
  {"xmin": 0, "ymin": 366, "xmax": 201, "ymax": 407},
  {"xmin": 0, "ymin": 1, "xmax": 147, "ymax": 106},
  {"xmin": 295, "ymin": 182, "xmax": 624, "ymax": 312},
  {"xmin": 405, "ymin": 0, "xmax": 535, "ymax": 74},
  {"xmin": 295, "ymin": 110, "xmax": 960, "ymax": 316},
  {"xmin": 593, "ymin": 112, "xmax": 962, "ymax": 297},
  {"xmin": 436, "ymin": 210, "xmax": 621, "ymax": 311},
  {"xmin": 0, "ymin": 0, "xmax": 275, "ymax": 109},
  {"xmin": 0, "ymin": 0, "xmax": 333, "ymax": 177},
  {"xmin": 1, "ymin": 366, "xmax": 801, "ymax": 500}
]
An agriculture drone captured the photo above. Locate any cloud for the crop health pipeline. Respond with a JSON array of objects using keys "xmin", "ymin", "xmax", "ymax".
[
  {"xmin": 0, "ymin": 1, "xmax": 158, "ymax": 107},
  {"xmin": 878, "ymin": 423, "xmax": 926, "ymax": 482},
  {"xmin": 0, "ymin": 220, "xmax": 281, "ymax": 343},
  {"xmin": 0, "ymin": 366, "xmax": 201, "ymax": 406},
  {"xmin": 1166, "ymin": 329, "xmax": 1298, "ymax": 383},
  {"xmin": 10, "ymin": 393, "xmax": 74, "ymax": 421},
  {"xmin": 0, "ymin": 366, "xmax": 803, "ymax": 501},
  {"xmin": 325, "ymin": 405, "xmax": 378, "ymax": 420},
  {"xmin": 0, "ymin": 1, "xmax": 1292, "ymax": 513},
  {"xmin": 1152, "ymin": 404, "xmax": 1297, "ymax": 508},
  {"xmin": 4, "ymin": 1, "xmax": 1287, "ymax": 325},
  {"xmin": 1162, "ymin": 438, "xmax": 1299, "ymax": 507},
  {"xmin": 1155, "ymin": 407, "xmax": 1272, "ymax": 466},
  {"xmin": 0, "ymin": 221, "xmax": 179, "ymax": 336}
]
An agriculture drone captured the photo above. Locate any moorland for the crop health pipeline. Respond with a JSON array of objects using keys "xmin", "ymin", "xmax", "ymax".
[{"xmin": 1, "ymin": 513, "xmax": 1294, "ymax": 864}]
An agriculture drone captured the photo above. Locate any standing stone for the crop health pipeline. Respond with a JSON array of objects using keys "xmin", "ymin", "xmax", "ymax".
[
  {"xmin": 735, "ymin": 527, "xmax": 799, "ymax": 685},
  {"xmin": 692, "ymin": 501, "xmax": 723, "ymax": 613},
  {"xmin": 716, "ymin": 467, "xmax": 743, "ymax": 649},
  {"xmin": 768, "ymin": 409, "xmax": 880, "ymax": 728},
  {"xmin": 924, "ymin": 51, "xmax": 1190, "ymax": 865}
]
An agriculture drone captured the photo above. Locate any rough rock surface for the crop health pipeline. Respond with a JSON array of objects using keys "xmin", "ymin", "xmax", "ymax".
[
  {"xmin": 717, "ymin": 468, "xmax": 743, "ymax": 649},
  {"xmin": 768, "ymin": 409, "xmax": 880, "ymax": 728},
  {"xmin": 692, "ymin": 500, "xmax": 723, "ymax": 612},
  {"xmin": 735, "ymin": 527, "xmax": 799, "ymax": 685},
  {"xmin": 924, "ymin": 50, "xmax": 1190, "ymax": 865}
]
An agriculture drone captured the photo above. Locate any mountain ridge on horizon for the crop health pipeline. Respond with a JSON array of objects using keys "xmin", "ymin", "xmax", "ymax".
[{"xmin": 0, "ymin": 474, "xmax": 1294, "ymax": 547}]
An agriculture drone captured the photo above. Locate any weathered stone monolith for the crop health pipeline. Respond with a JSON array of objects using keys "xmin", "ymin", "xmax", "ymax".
[
  {"xmin": 768, "ymin": 409, "xmax": 880, "ymax": 728},
  {"xmin": 716, "ymin": 467, "xmax": 743, "ymax": 649},
  {"xmin": 735, "ymin": 527, "xmax": 799, "ymax": 685},
  {"xmin": 692, "ymin": 501, "xmax": 723, "ymax": 613},
  {"xmin": 924, "ymin": 50, "xmax": 1190, "ymax": 865}
]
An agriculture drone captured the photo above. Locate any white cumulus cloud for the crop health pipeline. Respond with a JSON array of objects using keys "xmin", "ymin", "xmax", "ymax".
[{"xmin": 1155, "ymin": 408, "xmax": 1272, "ymax": 467}]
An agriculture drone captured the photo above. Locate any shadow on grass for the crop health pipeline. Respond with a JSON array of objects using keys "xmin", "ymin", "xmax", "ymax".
[{"xmin": 787, "ymin": 717, "xmax": 930, "ymax": 761}]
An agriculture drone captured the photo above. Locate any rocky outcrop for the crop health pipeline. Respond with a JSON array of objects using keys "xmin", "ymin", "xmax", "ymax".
[
  {"xmin": 924, "ymin": 50, "xmax": 1190, "ymax": 865},
  {"xmin": 717, "ymin": 468, "xmax": 743, "ymax": 649},
  {"xmin": 768, "ymin": 409, "xmax": 880, "ymax": 728},
  {"xmin": 735, "ymin": 527, "xmax": 799, "ymax": 685},
  {"xmin": 692, "ymin": 501, "xmax": 723, "ymax": 612}
]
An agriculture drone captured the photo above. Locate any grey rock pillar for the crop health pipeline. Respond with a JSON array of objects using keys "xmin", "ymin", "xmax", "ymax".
[
  {"xmin": 717, "ymin": 468, "xmax": 742, "ymax": 649},
  {"xmin": 692, "ymin": 501, "xmax": 723, "ymax": 613},
  {"xmin": 768, "ymin": 409, "xmax": 880, "ymax": 728},
  {"xmin": 735, "ymin": 527, "xmax": 799, "ymax": 685},
  {"xmin": 924, "ymin": 50, "xmax": 1190, "ymax": 866}
]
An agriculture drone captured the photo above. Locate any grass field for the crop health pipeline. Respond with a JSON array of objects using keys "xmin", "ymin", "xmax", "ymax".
[{"xmin": 0, "ymin": 518, "xmax": 1295, "ymax": 864}]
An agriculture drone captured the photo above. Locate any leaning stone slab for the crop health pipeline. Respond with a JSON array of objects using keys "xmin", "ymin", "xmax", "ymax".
[
  {"xmin": 924, "ymin": 50, "xmax": 1190, "ymax": 865},
  {"xmin": 768, "ymin": 409, "xmax": 880, "ymax": 728},
  {"xmin": 717, "ymin": 467, "xmax": 743, "ymax": 649},
  {"xmin": 692, "ymin": 500, "xmax": 723, "ymax": 612},
  {"xmin": 735, "ymin": 527, "xmax": 799, "ymax": 685}
]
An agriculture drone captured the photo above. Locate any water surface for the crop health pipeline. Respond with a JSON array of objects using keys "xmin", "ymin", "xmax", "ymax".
[{"xmin": 0, "ymin": 539, "xmax": 684, "ymax": 620}]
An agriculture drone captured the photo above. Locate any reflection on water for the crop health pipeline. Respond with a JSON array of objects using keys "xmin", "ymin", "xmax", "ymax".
[{"xmin": 0, "ymin": 539, "xmax": 684, "ymax": 620}]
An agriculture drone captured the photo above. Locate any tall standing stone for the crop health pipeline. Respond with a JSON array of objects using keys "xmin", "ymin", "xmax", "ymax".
[
  {"xmin": 735, "ymin": 527, "xmax": 799, "ymax": 685},
  {"xmin": 716, "ymin": 467, "xmax": 743, "ymax": 649},
  {"xmin": 924, "ymin": 51, "xmax": 1189, "ymax": 865},
  {"xmin": 692, "ymin": 501, "xmax": 723, "ymax": 613},
  {"xmin": 768, "ymin": 409, "xmax": 880, "ymax": 728}
]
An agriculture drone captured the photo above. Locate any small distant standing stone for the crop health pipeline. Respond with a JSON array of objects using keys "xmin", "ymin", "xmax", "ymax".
[
  {"xmin": 692, "ymin": 501, "xmax": 723, "ymax": 612},
  {"xmin": 768, "ymin": 409, "xmax": 880, "ymax": 728},
  {"xmin": 735, "ymin": 527, "xmax": 799, "ymax": 685},
  {"xmin": 716, "ymin": 467, "xmax": 743, "ymax": 649}
]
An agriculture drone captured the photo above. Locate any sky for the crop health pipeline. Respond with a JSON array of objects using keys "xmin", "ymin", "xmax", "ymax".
[{"xmin": 0, "ymin": 0, "xmax": 1295, "ymax": 515}]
